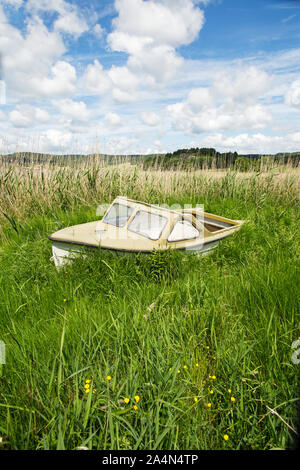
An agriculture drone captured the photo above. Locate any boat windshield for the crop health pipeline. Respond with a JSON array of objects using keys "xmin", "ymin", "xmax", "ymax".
[
  {"xmin": 128, "ymin": 210, "xmax": 168, "ymax": 240},
  {"xmin": 102, "ymin": 203, "xmax": 134, "ymax": 227}
]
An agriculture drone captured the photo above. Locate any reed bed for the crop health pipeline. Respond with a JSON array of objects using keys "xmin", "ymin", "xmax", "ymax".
[{"xmin": 0, "ymin": 160, "xmax": 299, "ymax": 237}]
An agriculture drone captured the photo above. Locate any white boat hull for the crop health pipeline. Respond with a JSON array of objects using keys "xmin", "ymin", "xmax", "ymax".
[
  {"xmin": 51, "ymin": 241, "xmax": 89, "ymax": 268},
  {"xmin": 51, "ymin": 239, "xmax": 219, "ymax": 268}
]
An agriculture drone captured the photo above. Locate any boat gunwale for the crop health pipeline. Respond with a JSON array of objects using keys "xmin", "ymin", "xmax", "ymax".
[{"xmin": 48, "ymin": 230, "xmax": 235, "ymax": 252}]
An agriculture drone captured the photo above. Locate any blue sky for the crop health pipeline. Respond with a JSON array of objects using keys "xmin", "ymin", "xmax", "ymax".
[{"xmin": 0, "ymin": 0, "xmax": 300, "ymax": 154}]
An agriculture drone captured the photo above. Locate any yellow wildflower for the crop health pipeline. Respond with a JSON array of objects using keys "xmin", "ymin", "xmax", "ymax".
[
  {"xmin": 84, "ymin": 384, "xmax": 90, "ymax": 389},
  {"xmin": 228, "ymin": 389, "xmax": 232, "ymax": 394},
  {"xmin": 133, "ymin": 405, "xmax": 138, "ymax": 410},
  {"xmin": 134, "ymin": 395, "xmax": 140, "ymax": 403},
  {"xmin": 194, "ymin": 397, "xmax": 198, "ymax": 403},
  {"xmin": 231, "ymin": 396, "xmax": 236, "ymax": 402},
  {"xmin": 177, "ymin": 370, "xmax": 181, "ymax": 374},
  {"xmin": 63, "ymin": 299, "xmax": 67, "ymax": 302},
  {"xmin": 211, "ymin": 375, "xmax": 216, "ymax": 380},
  {"xmin": 224, "ymin": 434, "xmax": 229, "ymax": 441},
  {"xmin": 85, "ymin": 379, "xmax": 91, "ymax": 384},
  {"xmin": 183, "ymin": 365, "xmax": 187, "ymax": 369},
  {"xmin": 85, "ymin": 389, "xmax": 90, "ymax": 394},
  {"xmin": 106, "ymin": 376, "xmax": 112, "ymax": 381},
  {"xmin": 207, "ymin": 403, "xmax": 212, "ymax": 408},
  {"xmin": 124, "ymin": 398, "xmax": 130, "ymax": 404},
  {"xmin": 196, "ymin": 363, "xmax": 199, "ymax": 367},
  {"xmin": 209, "ymin": 390, "xmax": 214, "ymax": 394}
]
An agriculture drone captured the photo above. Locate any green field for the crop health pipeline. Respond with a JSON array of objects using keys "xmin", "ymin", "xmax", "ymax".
[{"xmin": 0, "ymin": 162, "xmax": 299, "ymax": 450}]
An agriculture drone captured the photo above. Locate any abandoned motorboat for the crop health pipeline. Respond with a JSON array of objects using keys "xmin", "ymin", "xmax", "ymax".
[{"xmin": 49, "ymin": 196, "xmax": 244, "ymax": 267}]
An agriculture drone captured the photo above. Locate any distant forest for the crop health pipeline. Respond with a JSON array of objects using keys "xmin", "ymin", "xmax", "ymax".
[
  {"xmin": 0, "ymin": 152, "xmax": 141, "ymax": 166},
  {"xmin": 143, "ymin": 148, "xmax": 300, "ymax": 170},
  {"xmin": 1, "ymin": 148, "xmax": 300, "ymax": 170}
]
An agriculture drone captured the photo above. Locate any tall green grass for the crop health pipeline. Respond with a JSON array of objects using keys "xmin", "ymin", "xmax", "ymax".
[{"xmin": 0, "ymin": 163, "xmax": 299, "ymax": 449}]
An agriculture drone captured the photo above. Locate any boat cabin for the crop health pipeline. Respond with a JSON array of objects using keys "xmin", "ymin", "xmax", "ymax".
[{"xmin": 49, "ymin": 196, "xmax": 243, "ymax": 266}]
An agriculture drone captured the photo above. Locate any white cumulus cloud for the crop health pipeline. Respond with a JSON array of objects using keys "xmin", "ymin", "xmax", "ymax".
[
  {"xmin": 107, "ymin": 0, "xmax": 205, "ymax": 85},
  {"xmin": 111, "ymin": 0, "xmax": 204, "ymax": 47},
  {"xmin": 26, "ymin": 0, "xmax": 89, "ymax": 37},
  {"xmin": 109, "ymin": 65, "xmax": 140, "ymax": 103},
  {"xmin": 39, "ymin": 129, "xmax": 73, "ymax": 152},
  {"xmin": 167, "ymin": 66, "xmax": 273, "ymax": 134},
  {"xmin": 54, "ymin": 11, "xmax": 89, "ymax": 37},
  {"xmin": 285, "ymin": 79, "xmax": 300, "ymax": 108},
  {"xmin": 9, "ymin": 105, "xmax": 50, "ymax": 128},
  {"xmin": 213, "ymin": 66, "xmax": 271, "ymax": 103},
  {"xmin": 52, "ymin": 99, "xmax": 91, "ymax": 122},
  {"xmin": 104, "ymin": 112, "xmax": 121, "ymax": 127},
  {"xmin": 106, "ymin": 135, "xmax": 139, "ymax": 154},
  {"xmin": 30, "ymin": 61, "xmax": 77, "ymax": 98},
  {"xmin": 196, "ymin": 131, "xmax": 300, "ymax": 154},
  {"xmin": 140, "ymin": 111, "xmax": 161, "ymax": 126},
  {"xmin": 1, "ymin": 0, "xmax": 23, "ymax": 7},
  {"xmin": 0, "ymin": 11, "xmax": 79, "ymax": 99},
  {"xmin": 84, "ymin": 60, "xmax": 112, "ymax": 95},
  {"xmin": 93, "ymin": 23, "xmax": 105, "ymax": 38}
]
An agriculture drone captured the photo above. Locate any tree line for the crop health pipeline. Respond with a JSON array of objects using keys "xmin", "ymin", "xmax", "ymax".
[
  {"xmin": 1, "ymin": 148, "xmax": 300, "ymax": 170},
  {"xmin": 143, "ymin": 148, "xmax": 300, "ymax": 170}
]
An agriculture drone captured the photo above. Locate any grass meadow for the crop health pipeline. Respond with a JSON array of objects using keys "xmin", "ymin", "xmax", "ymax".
[{"xmin": 0, "ymin": 159, "xmax": 299, "ymax": 450}]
